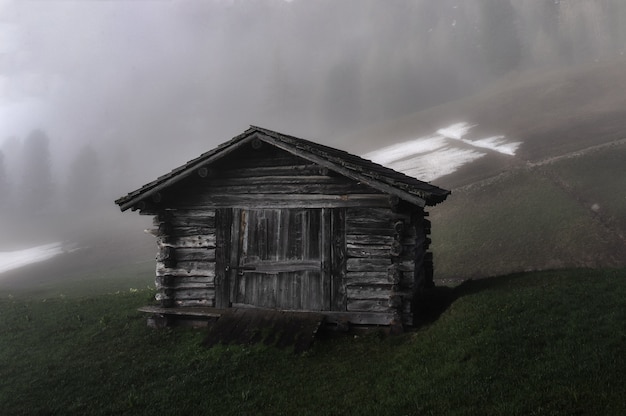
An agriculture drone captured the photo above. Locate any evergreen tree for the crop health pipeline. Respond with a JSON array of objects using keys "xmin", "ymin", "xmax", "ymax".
[
  {"xmin": 478, "ymin": 0, "xmax": 522, "ymax": 78},
  {"xmin": 66, "ymin": 144, "xmax": 101, "ymax": 211},
  {"xmin": 20, "ymin": 129, "xmax": 54, "ymax": 215}
]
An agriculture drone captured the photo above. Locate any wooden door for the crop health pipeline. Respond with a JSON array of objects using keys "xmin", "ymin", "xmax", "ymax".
[{"xmin": 227, "ymin": 208, "xmax": 331, "ymax": 311}]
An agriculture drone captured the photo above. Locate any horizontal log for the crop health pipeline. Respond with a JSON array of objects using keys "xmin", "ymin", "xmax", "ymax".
[
  {"xmin": 156, "ymin": 261, "xmax": 216, "ymax": 278},
  {"xmin": 169, "ymin": 288, "xmax": 216, "ymax": 300},
  {"xmin": 174, "ymin": 299, "xmax": 214, "ymax": 307},
  {"xmin": 346, "ymin": 244, "xmax": 390, "ymax": 258},
  {"xmin": 206, "ymin": 175, "xmax": 345, "ymax": 187},
  {"xmin": 168, "ymin": 226, "xmax": 216, "ymax": 237},
  {"xmin": 345, "ymin": 234, "xmax": 395, "ymax": 246},
  {"xmin": 347, "ymin": 258, "xmax": 391, "ymax": 272},
  {"xmin": 157, "ymin": 275, "xmax": 215, "ymax": 288},
  {"xmin": 163, "ymin": 281, "xmax": 214, "ymax": 290},
  {"xmin": 345, "ymin": 272, "xmax": 394, "ymax": 286},
  {"xmin": 157, "ymin": 235, "xmax": 216, "ymax": 248},
  {"xmin": 346, "ymin": 207, "xmax": 408, "ymax": 222},
  {"xmin": 346, "ymin": 285, "xmax": 393, "ymax": 300},
  {"xmin": 346, "ymin": 215, "xmax": 393, "ymax": 227},
  {"xmin": 345, "ymin": 224, "xmax": 396, "ymax": 236},
  {"xmin": 171, "ymin": 194, "xmax": 393, "ymax": 209},
  {"xmin": 174, "ymin": 248, "xmax": 216, "ymax": 262},
  {"xmin": 347, "ymin": 299, "xmax": 394, "ymax": 313},
  {"xmin": 182, "ymin": 182, "xmax": 374, "ymax": 196},
  {"xmin": 154, "ymin": 209, "xmax": 215, "ymax": 224},
  {"xmin": 219, "ymin": 152, "xmax": 303, "ymax": 168},
  {"xmin": 169, "ymin": 217, "xmax": 216, "ymax": 228},
  {"xmin": 217, "ymin": 164, "xmax": 325, "ymax": 178}
]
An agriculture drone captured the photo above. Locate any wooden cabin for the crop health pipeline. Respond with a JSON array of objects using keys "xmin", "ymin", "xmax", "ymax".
[{"xmin": 115, "ymin": 126, "xmax": 450, "ymax": 329}]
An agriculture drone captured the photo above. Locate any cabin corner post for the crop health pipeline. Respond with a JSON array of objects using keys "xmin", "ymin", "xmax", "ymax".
[
  {"xmin": 388, "ymin": 204, "xmax": 424, "ymax": 327},
  {"xmin": 153, "ymin": 212, "xmax": 175, "ymax": 308}
]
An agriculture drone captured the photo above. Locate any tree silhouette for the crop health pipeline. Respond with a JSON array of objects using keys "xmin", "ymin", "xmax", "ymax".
[
  {"xmin": 20, "ymin": 129, "xmax": 54, "ymax": 215},
  {"xmin": 66, "ymin": 144, "xmax": 101, "ymax": 211}
]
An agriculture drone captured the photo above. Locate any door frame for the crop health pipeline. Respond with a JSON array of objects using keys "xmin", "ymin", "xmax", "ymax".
[{"xmin": 215, "ymin": 207, "xmax": 345, "ymax": 311}]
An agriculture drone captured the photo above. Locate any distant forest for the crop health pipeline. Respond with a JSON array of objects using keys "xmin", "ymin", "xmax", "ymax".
[{"xmin": 0, "ymin": 129, "xmax": 115, "ymax": 219}]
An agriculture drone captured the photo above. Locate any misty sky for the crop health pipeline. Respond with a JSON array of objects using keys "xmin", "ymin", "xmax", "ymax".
[{"xmin": 2, "ymin": 0, "xmax": 625, "ymax": 191}]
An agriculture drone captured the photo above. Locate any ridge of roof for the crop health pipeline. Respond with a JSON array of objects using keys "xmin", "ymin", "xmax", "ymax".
[{"xmin": 115, "ymin": 126, "xmax": 450, "ymax": 211}]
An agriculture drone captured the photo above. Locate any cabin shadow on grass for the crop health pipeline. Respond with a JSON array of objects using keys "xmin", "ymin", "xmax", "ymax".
[
  {"xmin": 200, "ymin": 274, "xmax": 530, "ymax": 352},
  {"xmin": 413, "ymin": 273, "xmax": 529, "ymax": 328}
]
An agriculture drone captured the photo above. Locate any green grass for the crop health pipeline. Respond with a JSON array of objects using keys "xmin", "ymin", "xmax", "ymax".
[
  {"xmin": 430, "ymin": 144, "xmax": 626, "ymax": 280},
  {"xmin": 1, "ymin": 268, "xmax": 625, "ymax": 415}
]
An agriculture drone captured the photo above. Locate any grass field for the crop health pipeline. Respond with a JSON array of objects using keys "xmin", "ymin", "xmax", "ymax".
[
  {"xmin": 430, "ymin": 143, "xmax": 626, "ymax": 280},
  {"xmin": 1, "ymin": 268, "xmax": 625, "ymax": 415}
]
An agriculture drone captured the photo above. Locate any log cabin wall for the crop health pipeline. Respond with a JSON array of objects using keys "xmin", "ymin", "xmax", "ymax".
[
  {"xmin": 145, "ymin": 141, "xmax": 433, "ymax": 325},
  {"xmin": 153, "ymin": 208, "xmax": 217, "ymax": 307}
]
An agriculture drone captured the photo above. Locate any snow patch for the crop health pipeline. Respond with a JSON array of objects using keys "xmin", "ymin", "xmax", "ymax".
[
  {"xmin": 384, "ymin": 148, "xmax": 485, "ymax": 183},
  {"xmin": 0, "ymin": 242, "xmax": 65, "ymax": 275},
  {"xmin": 364, "ymin": 135, "xmax": 447, "ymax": 166},
  {"xmin": 436, "ymin": 122, "xmax": 476, "ymax": 140},
  {"xmin": 362, "ymin": 122, "xmax": 521, "ymax": 181}
]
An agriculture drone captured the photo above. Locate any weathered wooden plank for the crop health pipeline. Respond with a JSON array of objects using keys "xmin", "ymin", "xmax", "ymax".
[
  {"xmin": 346, "ymin": 245, "xmax": 390, "ymax": 258},
  {"xmin": 217, "ymin": 149, "xmax": 303, "ymax": 168},
  {"xmin": 157, "ymin": 235, "xmax": 216, "ymax": 248},
  {"xmin": 216, "ymin": 164, "xmax": 326, "ymax": 178},
  {"xmin": 346, "ymin": 216, "xmax": 393, "ymax": 227},
  {"xmin": 346, "ymin": 258, "xmax": 391, "ymax": 272},
  {"xmin": 169, "ymin": 226, "xmax": 216, "ymax": 237},
  {"xmin": 174, "ymin": 299, "xmax": 213, "ymax": 307},
  {"xmin": 162, "ymin": 209, "xmax": 216, "ymax": 218},
  {"xmin": 170, "ymin": 216, "xmax": 216, "ymax": 228},
  {"xmin": 206, "ymin": 175, "xmax": 345, "ymax": 187},
  {"xmin": 171, "ymin": 194, "xmax": 392, "ymax": 209},
  {"xmin": 345, "ymin": 272, "xmax": 393, "ymax": 286},
  {"xmin": 345, "ymin": 234, "xmax": 395, "ymax": 246},
  {"xmin": 346, "ymin": 285, "xmax": 393, "ymax": 300},
  {"xmin": 156, "ymin": 261, "xmax": 216, "ymax": 278},
  {"xmin": 348, "ymin": 207, "xmax": 413, "ymax": 222},
  {"xmin": 345, "ymin": 224, "xmax": 396, "ymax": 236},
  {"xmin": 174, "ymin": 248, "xmax": 216, "ymax": 262},
  {"xmin": 188, "ymin": 182, "xmax": 375, "ymax": 196},
  {"xmin": 347, "ymin": 299, "xmax": 394, "ymax": 313},
  {"xmin": 170, "ymin": 288, "xmax": 216, "ymax": 300},
  {"xmin": 157, "ymin": 275, "xmax": 215, "ymax": 288}
]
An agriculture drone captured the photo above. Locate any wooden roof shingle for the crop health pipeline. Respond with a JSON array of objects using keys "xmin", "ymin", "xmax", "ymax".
[{"xmin": 115, "ymin": 126, "xmax": 450, "ymax": 211}]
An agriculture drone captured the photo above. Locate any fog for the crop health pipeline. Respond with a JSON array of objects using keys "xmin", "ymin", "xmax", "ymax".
[{"xmin": 1, "ymin": 0, "xmax": 626, "ymax": 251}]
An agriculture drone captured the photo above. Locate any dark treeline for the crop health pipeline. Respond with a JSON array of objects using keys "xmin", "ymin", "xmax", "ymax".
[{"xmin": 0, "ymin": 129, "xmax": 113, "ymax": 221}]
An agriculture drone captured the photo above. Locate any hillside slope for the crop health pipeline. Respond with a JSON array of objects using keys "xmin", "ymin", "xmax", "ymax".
[{"xmin": 347, "ymin": 60, "xmax": 626, "ymax": 280}]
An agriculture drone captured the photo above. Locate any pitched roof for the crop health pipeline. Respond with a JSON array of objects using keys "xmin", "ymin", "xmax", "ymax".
[{"xmin": 115, "ymin": 126, "xmax": 450, "ymax": 211}]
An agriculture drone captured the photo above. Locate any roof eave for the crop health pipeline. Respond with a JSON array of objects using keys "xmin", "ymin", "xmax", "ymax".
[{"xmin": 115, "ymin": 130, "xmax": 258, "ymax": 211}]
